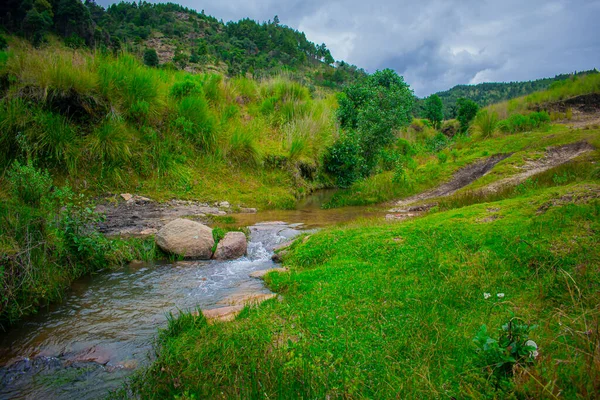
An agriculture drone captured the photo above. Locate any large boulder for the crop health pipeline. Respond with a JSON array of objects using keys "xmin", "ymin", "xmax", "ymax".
[
  {"xmin": 213, "ymin": 231, "xmax": 247, "ymax": 260},
  {"xmin": 155, "ymin": 218, "xmax": 214, "ymax": 259}
]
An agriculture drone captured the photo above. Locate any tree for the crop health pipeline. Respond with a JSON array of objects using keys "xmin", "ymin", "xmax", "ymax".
[
  {"xmin": 456, "ymin": 98, "xmax": 479, "ymax": 133},
  {"xmin": 328, "ymin": 69, "xmax": 414, "ymax": 185},
  {"xmin": 424, "ymin": 94, "xmax": 443, "ymax": 128},
  {"xmin": 143, "ymin": 48, "xmax": 159, "ymax": 67}
]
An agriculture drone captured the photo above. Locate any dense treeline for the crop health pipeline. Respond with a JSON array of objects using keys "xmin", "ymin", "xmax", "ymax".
[
  {"xmin": 416, "ymin": 69, "xmax": 599, "ymax": 119},
  {"xmin": 0, "ymin": 0, "xmax": 366, "ymax": 87}
]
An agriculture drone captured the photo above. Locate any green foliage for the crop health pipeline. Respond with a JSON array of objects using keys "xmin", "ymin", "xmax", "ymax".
[
  {"xmin": 425, "ymin": 131, "xmax": 450, "ymax": 153},
  {"xmin": 0, "ymin": 35, "xmax": 7, "ymax": 50},
  {"xmin": 457, "ymin": 98, "xmax": 479, "ymax": 133},
  {"xmin": 469, "ymin": 109, "xmax": 499, "ymax": 137},
  {"xmin": 176, "ymin": 96, "xmax": 217, "ymax": 151},
  {"xmin": 415, "ymin": 70, "xmax": 599, "ymax": 119},
  {"xmin": 328, "ymin": 69, "xmax": 414, "ymax": 185},
  {"xmin": 497, "ymin": 111, "xmax": 551, "ymax": 134},
  {"xmin": 227, "ymin": 129, "xmax": 262, "ymax": 167},
  {"xmin": 473, "ymin": 317, "xmax": 538, "ymax": 378},
  {"xmin": 323, "ymin": 132, "xmax": 363, "ymax": 188},
  {"xmin": 211, "ymin": 227, "xmax": 226, "ymax": 253},
  {"xmin": 7, "ymin": 160, "xmax": 52, "ymax": 206},
  {"xmin": 424, "ymin": 94, "xmax": 443, "ymax": 127}
]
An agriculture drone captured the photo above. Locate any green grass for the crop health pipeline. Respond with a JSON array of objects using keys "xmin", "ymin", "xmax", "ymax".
[
  {"xmin": 0, "ymin": 37, "xmax": 338, "ymax": 209},
  {"xmin": 122, "ymin": 183, "xmax": 600, "ymax": 398},
  {"xmin": 327, "ymin": 125, "xmax": 599, "ymax": 208},
  {"xmin": 489, "ymin": 73, "xmax": 600, "ymax": 118}
]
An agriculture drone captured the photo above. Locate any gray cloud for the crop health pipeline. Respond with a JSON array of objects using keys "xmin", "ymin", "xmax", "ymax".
[{"xmin": 96, "ymin": 0, "xmax": 600, "ymax": 96}]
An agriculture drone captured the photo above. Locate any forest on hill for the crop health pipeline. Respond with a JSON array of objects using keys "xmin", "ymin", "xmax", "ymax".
[
  {"xmin": 415, "ymin": 69, "xmax": 599, "ymax": 119},
  {"xmin": 0, "ymin": 0, "xmax": 366, "ymax": 88}
]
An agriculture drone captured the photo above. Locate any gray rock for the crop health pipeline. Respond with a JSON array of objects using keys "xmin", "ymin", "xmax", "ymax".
[
  {"xmin": 219, "ymin": 201, "xmax": 230, "ymax": 208},
  {"xmin": 239, "ymin": 207, "xmax": 257, "ymax": 214},
  {"xmin": 155, "ymin": 218, "xmax": 214, "ymax": 259},
  {"xmin": 213, "ymin": 231, "xmax": 247, "ymax": 260}
]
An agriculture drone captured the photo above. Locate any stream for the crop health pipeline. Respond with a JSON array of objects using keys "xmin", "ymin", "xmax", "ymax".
[{"xmin": 0, "ymin": 192, "xmax": 385, "ymax": 399}]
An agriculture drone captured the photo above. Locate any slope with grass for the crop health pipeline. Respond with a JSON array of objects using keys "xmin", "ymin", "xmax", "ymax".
[
  {"xmin": 124, "ymin": 179, "xmax": 600, "ymax": 398},
  {"xmin": 0, "ymin": 36, "xmax": 338, "ymax": 209}
]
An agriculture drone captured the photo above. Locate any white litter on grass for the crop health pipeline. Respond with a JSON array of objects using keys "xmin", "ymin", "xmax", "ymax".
[
  {"xmin": 525, "ymin": 340, "xmax": 539, "ymax": 358},
  {"xmin": 497, "ymin": 293, "xmax": 505, "ymax": 299},
  {"xmin": 483, "ymin": 293, "xmax": 491, "ymax": 299}
]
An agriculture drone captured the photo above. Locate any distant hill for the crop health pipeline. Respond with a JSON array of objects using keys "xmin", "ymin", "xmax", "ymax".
[
  {"xmin": 0, "ymin": 0, "xmax": 366, "ymax": 88},
  {"xmin": 415, "ymin": 69, "xmax": 599, "ymax": 119}
]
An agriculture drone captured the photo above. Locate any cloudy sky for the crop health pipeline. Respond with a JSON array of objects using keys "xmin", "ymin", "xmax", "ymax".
[{"xmin": 97, "ymin": 0, "xmax": 600, "ymax": 97}]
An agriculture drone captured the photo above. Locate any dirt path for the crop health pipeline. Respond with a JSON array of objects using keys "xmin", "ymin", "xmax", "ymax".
[
  {"xmin": 391, "ymin": 153, "xmax": 511, "ymax": 209},
  {"xmin": 389, "ymin": 141, "xmax": 594, "ymax": 213},
  {"xmin": 482, "ymin": 141, "xmax": 594, "ymax": 193}
]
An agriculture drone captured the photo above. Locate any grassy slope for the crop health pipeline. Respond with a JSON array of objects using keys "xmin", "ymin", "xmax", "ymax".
[
  {"xmin": 0, "ymin": 37, "xmax": 338, "ymax": 209},
  {"xmin": 327, "ymin": 125, "xmax": 599, "ymax": 208},
  {"xmin": 127, "ymin": 181, "xmax": 600, "ymax": 398}
]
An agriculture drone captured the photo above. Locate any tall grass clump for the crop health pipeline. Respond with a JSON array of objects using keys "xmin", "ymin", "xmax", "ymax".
[
  {"xmin": 31, "ymin": 111, "xmax": 79, "ymax": 171},
  {"xmin": 175, "ymin": 95, "xmax": 218, "ymax": 151},
  {"xmin": 87, "ymin": 116, "xmax": 133, "ymax": 183},
  {"xmin": 227, "ymin": 128, "xmax": 262, "ymax": 167},
  {"xmin": 469, "ymin": 109, "xmax": 499, "ymax": 137},
  {"xmin": 497, "ymin": 111, "xmax": 550, "ymax": 134},
  {"xmin": 98, "ymin": 54, "xmax": 162, "ymax": 118}
]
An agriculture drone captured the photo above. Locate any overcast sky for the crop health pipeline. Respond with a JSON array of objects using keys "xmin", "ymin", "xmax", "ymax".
[{"xmin": 97, "ymin": 0, "xmax": 600, "ymax": 97}]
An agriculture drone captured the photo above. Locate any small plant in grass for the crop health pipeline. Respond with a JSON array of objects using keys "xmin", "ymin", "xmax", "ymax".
[
  {"xmin": 7, "ymin": 160, "xmax": 52, "ymax": 206},
  {"xmin": 473, "ymin": 316, "xmax": 538, "ymax": 379},
  {"xmin": 212, "ymin": 227, "xmax": 226, "ymax": 252},
  {"xmin": 437, "ymin": 152, "xmax": 448, "ymax": 164}
]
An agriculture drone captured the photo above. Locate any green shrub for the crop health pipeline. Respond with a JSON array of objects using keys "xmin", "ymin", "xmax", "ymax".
[
  {"xmin": 425, "ymin": 132, "xmax": 450, "ymax": 153},
  {"xmin": 469, "ymin": 109, "xmax": 499, "ymax": 137},
  {"xmin": 143, "ymin": 48, "xmax": 159, "ymax": 67},
  {"xmin": 323, "ymin": 132, "xmax": 363, "ymax": 187},
  {"xmin": 7, "ymin": 160, "xmax": 52, "ymax": 206},
  {"xmin": 0, "ymin": 35, "xmax": 7, "ymax": 51},
  {"xmin": 498, "ymin": 111, "xmax": 550, "ymax": 134},
  {"xmin": 171, "ymin": 77, "xmax": 202, "ymax": 99},
  {"xmin": 457, "ymin": 98, "xmax": 479, "ymax": 132}
]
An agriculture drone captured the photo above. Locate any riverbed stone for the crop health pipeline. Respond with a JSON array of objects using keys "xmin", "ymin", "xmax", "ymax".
[
  {"xmin": 155, "ymin": 218, "xmax": 214, "ymax": 259},
  {"xmin": 213, "ymin": 231, "xmax": 247, "ymax": 260},
  {"xmin": 249, "ymin": 268, "xmax": 288, "ymax": 279}
]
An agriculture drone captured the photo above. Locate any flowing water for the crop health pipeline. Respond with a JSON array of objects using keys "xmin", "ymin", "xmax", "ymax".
[{"xmin": 0, "ymin": 192, "xmax": 385, "ymax": 399}]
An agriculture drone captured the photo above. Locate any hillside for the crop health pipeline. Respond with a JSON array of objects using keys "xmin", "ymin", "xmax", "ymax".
[
  {"xmin": 0, "ymin": 0, "xmax": 366, "ymax": 89},
  {"xmin": 415, "ymin": 69, "xmax": 599, "ymax": 119}
]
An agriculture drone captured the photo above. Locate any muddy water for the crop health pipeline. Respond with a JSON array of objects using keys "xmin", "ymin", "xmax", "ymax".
[{"xmin": 0, "ymin": 192, "xmax": 384, "ymax": 399}]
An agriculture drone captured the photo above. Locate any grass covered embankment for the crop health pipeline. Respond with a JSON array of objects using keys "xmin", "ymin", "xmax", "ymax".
[
  {"xmin": 0, "ymin": 37, "xmax": 338, "ymax": 209},
  {"xmin": 125, "ymin": 178, "xmax": 600, "ymax": 398}
]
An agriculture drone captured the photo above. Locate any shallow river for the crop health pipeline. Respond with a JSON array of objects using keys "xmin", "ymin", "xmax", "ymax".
[{"xmin": 0, "ymin": 193, "xmax": 386, "ymax": 399}]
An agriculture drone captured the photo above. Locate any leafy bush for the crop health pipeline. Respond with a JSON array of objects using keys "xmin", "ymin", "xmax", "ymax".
[
  {"xmin": 498, "ymin": 111, "xmax": 551, "ymax": 134},
  {"xmin": 425, "ymin": 132, "xmax": 450, "ymax": 153},
  {"xmin": 323, "ymin": 132, "xmax": 363, "ymax": 187},
  {"xmin": 7, "ymin": 160, "xmax": 52, "ymax": 206},
  {"xmin": 457, "ymin": 98, "xmax": 479, "ymax": 133},
  {"xmin": 0, "ymin": 35, "xmax": 7, "ymax": 51},
  {"xmin": 171, "ymin": 77, "xmax": 202, "ymax": 99},
  {"xmin": 143, "ymin": 48, "xmax": 159, "ymax": 67},
  {"xmin": 330, "ymin": 69, "xmax": 413, "ymax": 183}
]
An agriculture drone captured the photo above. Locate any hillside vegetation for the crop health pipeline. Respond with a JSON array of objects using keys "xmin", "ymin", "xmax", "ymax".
[
  {"xmin": 0, "ymin": 0, "xmax": 366, "ymax": 88},
  {"xmin": 415, "ymin": 69, "xmax": 598, "ymax": 119}
]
